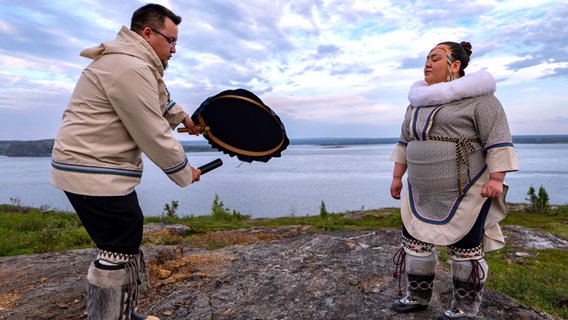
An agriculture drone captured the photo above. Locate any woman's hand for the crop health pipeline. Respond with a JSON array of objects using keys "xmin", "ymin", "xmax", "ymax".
[
  {"xmin": 390, "ymin": 162, "xmax": 407, "ymax": 200},
  {"xmin": 390, "ymin": 177, "xmax": 403, "ymax": 200},
  {"xmin": 481, "ymin": 173, "xmax": 505, "ymax": 198}
]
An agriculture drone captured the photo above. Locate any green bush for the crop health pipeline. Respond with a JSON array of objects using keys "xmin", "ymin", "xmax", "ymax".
[
  {"xmin": 319, "ymin": 200, "xmax": 329, "ymax": 218},
  {"xmin": 160, "ymin": 200, "xmax": 180, "ymax": 223},
  {"xmin": 525, "ymin": 185, "xmax": 550, "ymax": 214},
  {"xmin": 211, "ymin": 194, "xmax": 247, "ymax": 221}
]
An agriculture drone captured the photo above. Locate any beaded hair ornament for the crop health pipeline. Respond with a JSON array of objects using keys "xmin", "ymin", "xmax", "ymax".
[{"xmin": 440, "ymin": 47, "xmax": 456, "ymax": 82}]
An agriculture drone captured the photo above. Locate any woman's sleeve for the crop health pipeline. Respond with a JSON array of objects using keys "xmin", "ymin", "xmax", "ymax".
[
  {"xmin": 389, "ymin": 105, "xmax": 412, "ymax": 164},
  {"xmin": 474, "ymin": 94, "xmax": 519, "ymax": 173}
]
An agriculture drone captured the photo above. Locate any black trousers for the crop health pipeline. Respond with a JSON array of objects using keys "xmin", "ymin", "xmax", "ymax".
[
  {"xmin": 65, "ymin": 191, "xmax": 144, "ymax": 254},
  {"xmin": 403, "ymin": 198, "xmax": 493, "ymax": 249}
]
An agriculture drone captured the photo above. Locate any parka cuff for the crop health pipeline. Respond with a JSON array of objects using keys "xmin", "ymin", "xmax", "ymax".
[{"xmin": 389, "ymin": 143, "xmax": 407, "ymax": 164}]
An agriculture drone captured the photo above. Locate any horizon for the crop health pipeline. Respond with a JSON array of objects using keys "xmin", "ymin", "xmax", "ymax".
[{"xmin": 2, "ymin": 133, "xmax": 568, "ymax": 144}]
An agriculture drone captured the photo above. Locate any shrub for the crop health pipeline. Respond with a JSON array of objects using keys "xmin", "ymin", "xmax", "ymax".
[
  {"xmin": 211, "ymin": 194, "xmax": 246, "ymax": 221},
  {"xmin": 525, "ymin": 185, "xmax": 550, "ymax": 214},
  {"xmin": 319, "ymin": 200, "xmax": 329, "ymax": 218},
  {"xmin": 161, "ymin": 200, "xmax": 180, "ymax": 223}
]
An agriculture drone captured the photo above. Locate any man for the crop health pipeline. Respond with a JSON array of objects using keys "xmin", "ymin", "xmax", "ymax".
[{"xmin": 51, "ymin": 4, "xmax": 199, "ymax": 319}]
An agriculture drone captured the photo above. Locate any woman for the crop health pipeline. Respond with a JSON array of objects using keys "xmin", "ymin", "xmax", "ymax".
[{"xmin": 389, "ymin": 41, "xmax": 518, "ymax": 319}]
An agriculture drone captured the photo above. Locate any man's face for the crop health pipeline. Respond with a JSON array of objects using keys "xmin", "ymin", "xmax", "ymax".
[{"xmin": 147, "ymin": 18, "xmax": 178, "ymax": 69}]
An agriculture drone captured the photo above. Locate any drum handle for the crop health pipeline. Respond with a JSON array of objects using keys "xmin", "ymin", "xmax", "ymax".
[{"xmin": 197, "ymin": 158, "xmax": 223, "ymax": 174}]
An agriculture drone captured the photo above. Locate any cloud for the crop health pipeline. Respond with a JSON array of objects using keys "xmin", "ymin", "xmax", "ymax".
[
  {"xmin": 316, "ymin": 44, "xmax": 341, "ymax": 57},
  {"xmin": 0, "ymin": 0, "xmax": 567, "ymax": 140}
]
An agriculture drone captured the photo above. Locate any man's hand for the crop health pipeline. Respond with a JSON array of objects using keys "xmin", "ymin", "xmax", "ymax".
[
  {"xmin": 182, "ymin": 115, "xmax": 201, "ymax": 136},
  {"xmin": 191, "ymin": 166, "xmax": 201, "ymax": 183}
]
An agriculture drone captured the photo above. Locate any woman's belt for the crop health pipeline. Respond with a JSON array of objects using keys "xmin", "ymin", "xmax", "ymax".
[{"xmin": 427, "ymin": 135, "xmax": 481, "ymax": 197}]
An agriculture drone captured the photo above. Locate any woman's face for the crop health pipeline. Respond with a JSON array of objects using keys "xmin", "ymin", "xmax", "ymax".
[{"xmin": 424, "ymin": 45, "xmax": 460, "ymax": 85}]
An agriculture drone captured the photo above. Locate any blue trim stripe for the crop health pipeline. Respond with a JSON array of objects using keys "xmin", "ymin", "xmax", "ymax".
[
  {"xmin": 484, "ymin": 142, "xmax": 514, "ymax": 152},
  {"xmin": 51, "ymin": 160, "xmax": 142, "ymax": 178},
  {"xmin": 422, "ymin": 106, "xmax": 441, "ymax": 140},
  {"xmin": 163, "ymin": 101, "xmax": 177, "ymax": 116},
  {"xmin": 411, "ymin": 108, "xmax": 420, "ymax": 140},
  {"xmin": 397, "ymin": 140, "xmax": 407, "ymax": 147},
  {"xmin": 408, "ymin": 166, "xmax": 487, "ymax": 225},
  {"xmin": 163, "ymin": 157, "xmax": 188, "ymax": 175},
  {"xmin": 411, "ymin": 105, "xmax": 441, "ymax": 141}
]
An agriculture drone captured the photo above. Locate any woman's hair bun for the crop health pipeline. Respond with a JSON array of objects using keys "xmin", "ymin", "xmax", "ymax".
[{"xmin": 460, "ymin": 41, "xmax": 472, "ymax": 57}]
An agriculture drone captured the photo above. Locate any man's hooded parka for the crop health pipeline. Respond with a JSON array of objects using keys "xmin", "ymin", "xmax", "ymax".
[{"xmin": 51, "ymin": 26, "xmax": 193, "ymax": 196}]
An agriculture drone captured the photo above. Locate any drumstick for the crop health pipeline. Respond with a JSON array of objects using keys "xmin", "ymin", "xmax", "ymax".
[
  {"xmin": 177, "ymin": 126, "xmax": 209, "ymax": 133},
  {"xmin": 197, "ymin": 158, "xmax": 223, "ymax": 174}
]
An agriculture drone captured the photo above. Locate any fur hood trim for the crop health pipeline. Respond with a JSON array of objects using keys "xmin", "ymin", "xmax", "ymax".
[{"xmin": 408, "ymin": 70, "xmax": 496, "ymax": 107}]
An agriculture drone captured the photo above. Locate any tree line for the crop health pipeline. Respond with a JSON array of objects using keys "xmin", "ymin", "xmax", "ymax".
[
  {"xmin": 0, "ymin": 140, "xmax": 54, "ymax": 157},
  {"xmin": 0, "ymin": 139, "xmax": 214, "ymax": 157}
]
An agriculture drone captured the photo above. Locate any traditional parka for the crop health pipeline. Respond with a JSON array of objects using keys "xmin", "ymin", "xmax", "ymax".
[
  {"xmin": 390, "ymin": 70, "xmax": 519, "ymax": 252},
  {"xmin": 51, "ymin": 26, "xmax": 193, "ymax": 196}
]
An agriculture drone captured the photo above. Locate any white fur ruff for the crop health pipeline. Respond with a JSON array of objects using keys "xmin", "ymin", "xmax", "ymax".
[{"xmin": 408, "ymin": 70, "xmax": 496, "ymax": 107}]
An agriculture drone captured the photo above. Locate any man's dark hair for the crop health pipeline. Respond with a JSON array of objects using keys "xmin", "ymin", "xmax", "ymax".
[{"xmin": 130, "ymin": 4, "xmax": 182, "ymax": 33}]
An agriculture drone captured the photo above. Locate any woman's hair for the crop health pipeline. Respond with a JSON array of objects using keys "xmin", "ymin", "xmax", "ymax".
[
  {"xmin": 130, "ymin": 4, "xmax": 182, "ymax": 33},
  {"xmin": 437, "ymin": 41, "xmax": 472, "ymax": 77}
]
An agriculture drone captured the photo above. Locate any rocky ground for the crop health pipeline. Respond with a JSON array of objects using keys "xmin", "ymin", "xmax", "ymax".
[{"xmin": 0, "ymin": 225, "xmax": 566, "ymax": 320}]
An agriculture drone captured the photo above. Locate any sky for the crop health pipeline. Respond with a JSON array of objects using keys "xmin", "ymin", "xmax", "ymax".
[{"xmin": 0, "ymin": 0, "xmax": 567, "ymax": 140}]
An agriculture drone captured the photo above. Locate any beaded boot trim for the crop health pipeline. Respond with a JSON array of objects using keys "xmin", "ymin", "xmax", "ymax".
[
  {"xmin": 97, "ymin": 248, "xmax": 137, "ymax": 264},
  {"xmin": 402, "ymin": 236, "xmax": 434, "ymax": 256},
  {"xmin": 447, "ymin": 244, "xmax": 483, "ymax": 261}
]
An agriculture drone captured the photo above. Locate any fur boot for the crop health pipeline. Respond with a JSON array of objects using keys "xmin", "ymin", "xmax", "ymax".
[
  {"xmin": 405, "ymin": 251, "xmax": 438, "ymax": 305},
  {"xmin": 449, "ymin": 258, "xmax": 488, "ymax": 317},
  {"xmin": 86, "ymin": 250, "xmax": 157, "ymax": 320}
]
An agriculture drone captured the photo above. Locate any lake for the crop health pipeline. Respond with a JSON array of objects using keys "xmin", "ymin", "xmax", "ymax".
[{"xmin": 0, "ymin": 143, "xmax": 566, "ymax": 218}]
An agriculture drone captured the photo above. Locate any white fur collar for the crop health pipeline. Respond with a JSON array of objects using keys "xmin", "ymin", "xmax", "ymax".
[{"xmin": 408, "ymin": 70, "xmax": 496, "ymax": 107}]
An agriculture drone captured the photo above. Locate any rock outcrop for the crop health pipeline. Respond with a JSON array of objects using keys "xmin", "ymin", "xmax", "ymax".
[{"xmin": 0, "ymin": 227, "xmax": 561, "ymax": 319}]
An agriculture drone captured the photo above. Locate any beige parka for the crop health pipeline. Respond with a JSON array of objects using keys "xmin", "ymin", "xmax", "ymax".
[{"xmin": 51, "ymin": 26, "xmax": 193, "ymax": 196}]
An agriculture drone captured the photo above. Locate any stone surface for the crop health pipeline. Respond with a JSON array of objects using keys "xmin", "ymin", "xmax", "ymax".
[
  {"xmin": 502, "ymin": 225, "xmax": 568, "ymax": 250},
  {"xmin": 0, "ymin": 226, "xmax": 561, "ymax": 320}
]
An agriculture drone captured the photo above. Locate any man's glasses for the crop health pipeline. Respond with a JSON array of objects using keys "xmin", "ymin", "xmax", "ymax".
[{"xmin": 151, "ymin": 28, "xmax": 177, "ymax": 47}]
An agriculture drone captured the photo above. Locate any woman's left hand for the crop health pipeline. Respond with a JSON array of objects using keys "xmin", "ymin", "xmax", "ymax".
[{"xmin": 481, "ymin": 179, "xmax": 503, "ymax": 198}]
